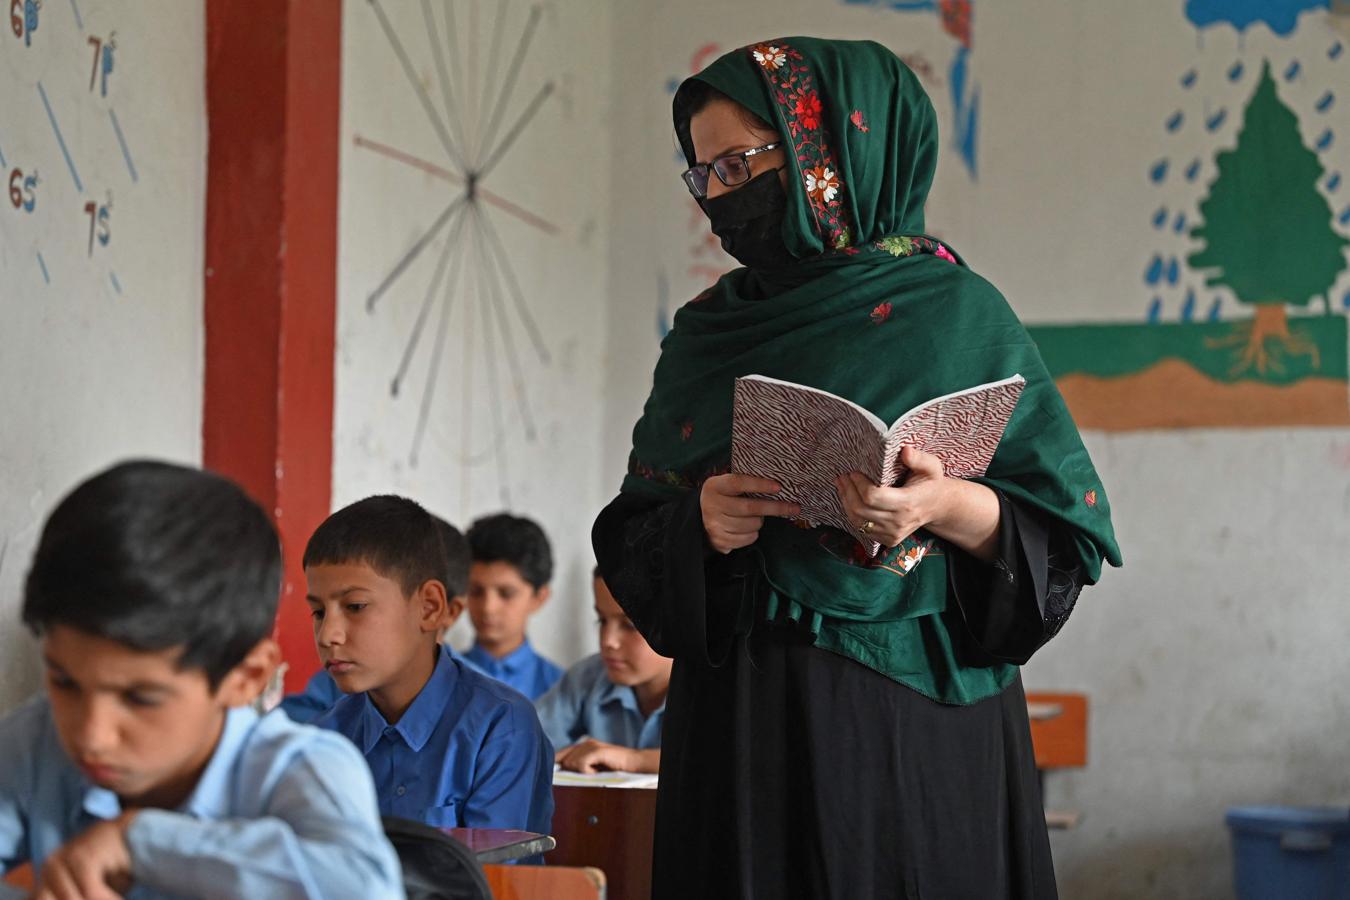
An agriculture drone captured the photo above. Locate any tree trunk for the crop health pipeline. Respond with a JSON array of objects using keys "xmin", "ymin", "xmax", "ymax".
[{"xmin": 1240, "ymin": 303, "xmax": 1319, "ymax": 374}]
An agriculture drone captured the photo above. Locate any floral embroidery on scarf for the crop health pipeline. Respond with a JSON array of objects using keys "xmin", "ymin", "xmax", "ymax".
[
  {"xmin": 895, "ymin": 544, "xmax": 929, "ymax": 573},
  {"xmin": 804, "ymin": 166, "xmax": 839, "ymax": 203},
  {"xmin": 752, "ymin": 44, "xmax": 787, "ymax": 70},
  {"xmin": 818, "ymin": 531, "xmax": 938, "ymax": 576},
  {"xmin": 870, "ymin": 302, "xmax": 893, "ymax": 325},
  {"xmin": 793, "ymin": 91, "xmax": 823, "ymax": 130},
  {"xmin": 873, "ymin": 235, "xmax": 958, "ymax": 264},
  {"xmin": 629, "ymin": 459, "xmax": 693, "ymax": 490},
  {"xmin": 680, "ymin": 421, "xmax": 694, "ymax": 441},
  {"xmin": 878, "ymin": 236, "xmax": 915, "ymax": 257},
  {"xmin": 1084, "ymin": 489, "xmax": 1098, "ymax": 508},
  {"xmin": 628, "ymin": 456, "xmax": 728, "ymax": 492},
  {"xmin": 849, "ymin": 109, "xmax": 870, "ymax": 133},
  {"xmin": 749, "ymin": 41, "xmax": 856, "ymax": 251}
]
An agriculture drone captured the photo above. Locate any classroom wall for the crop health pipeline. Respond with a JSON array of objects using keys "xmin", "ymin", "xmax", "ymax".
[
  {"xmin": 603, "ymin": 2, "xmax": 1350, "ymax": 898},
  {"xmin": 1, "ymin": 6, "xmax": 1346, "ymax": 896},
  {"xmin": 0, "ymin": 1, "xmax": 206, "ymax": 712},
  {"xmin": 332, "ymin": 1, "xmax": 616, "ymax": 667}
]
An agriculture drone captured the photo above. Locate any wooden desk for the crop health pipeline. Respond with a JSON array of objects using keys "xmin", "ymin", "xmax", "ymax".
[
  {"xmin": 444, "ymin": 828, "xmax": 556, "ymax": 864},
  {"xmin": 543, "ymin": 697, "xmax": 1085, "ymax": 892},
  {"xmin": 549, "ymin": 784, "xmax": 657, "ymax": 900}
]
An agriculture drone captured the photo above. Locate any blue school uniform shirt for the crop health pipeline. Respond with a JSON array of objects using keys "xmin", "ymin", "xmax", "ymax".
[
  {"xmin": 464, "ymin": 639, "xmax": 563, "ymax": 700},
  {"xmin": 533, "ymin": 654, "xmax": 666, "ymax": 751},
  {"xmin": 280, "ymin": 649, "xmax": 488, "ymax": 724},
  {"xmin": 316, "ymin": 644, "xmax": 554, "ymax": 835},
  {"xmin": 0, "ymin": 696, "xmax": 403, "ymax": 900},
  {"xmin": 278, "ymin": 668, "xmax": 343, "ymax": 723}
]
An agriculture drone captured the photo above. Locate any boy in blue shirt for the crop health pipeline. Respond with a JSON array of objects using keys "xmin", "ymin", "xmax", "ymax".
[
  {"xmin": 536, "ymin": 568, "xmax": 672, "ymax": 775},
  {"xmin": 305, "ymin": 496, "xmax": 554, "ymax": 834},
  {"xmin": 464, "ymin": 513, "xmax": 564, "ymax": 699},
  {"xmin": 280, "ymin": 516, "xmax": 473, "ymax": 723},
  {"xmin": 0, "ymin": 461, "xmax": 403, "ymax": 900}
]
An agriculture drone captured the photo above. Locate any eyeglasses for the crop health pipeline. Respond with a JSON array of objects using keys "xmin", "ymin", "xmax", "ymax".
[{"xmin": 680, "ymin": 142, "xmax": 781, "ymax": 199}]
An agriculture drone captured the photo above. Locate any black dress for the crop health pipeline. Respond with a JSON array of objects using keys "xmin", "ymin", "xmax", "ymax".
[{"xmin": 593, "ymin": 488, "xmax": 1087, "ymax": 900}]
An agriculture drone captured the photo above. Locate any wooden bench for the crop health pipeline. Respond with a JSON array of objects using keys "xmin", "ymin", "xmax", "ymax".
[
  {"xmin": 2, "ymin": 863, "xmax": 31, "ymax": 893},
  {"xmin": 484, "ymin": 863, "xmax": 605, "ymax": 899}
]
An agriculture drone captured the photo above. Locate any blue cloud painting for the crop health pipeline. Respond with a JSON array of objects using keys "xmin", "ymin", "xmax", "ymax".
[{"xmin": 1185, "ymin": 0, "xmax": 1329, "ymax": 36}]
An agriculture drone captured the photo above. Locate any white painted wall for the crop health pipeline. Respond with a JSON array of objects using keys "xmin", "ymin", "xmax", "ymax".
[
  {"xmin": 603, "ymin": 3, "xmax": 1350, "ymax": 898},
  {"xmin": 1031, "ymin": 429, "xmax": 1350, "ymax": 899},
  {"xmin": 333, "ymin": 0, "xmax": 615, "ymax": 666},
  {"xmin": 0, "ymin": 1, "xmax": 206, "ymax": 712}
]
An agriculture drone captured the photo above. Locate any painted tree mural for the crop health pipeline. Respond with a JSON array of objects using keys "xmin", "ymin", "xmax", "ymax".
[{"xmin": 1188, "ymin": 60, "xmax": 1349, "ymax": 374}]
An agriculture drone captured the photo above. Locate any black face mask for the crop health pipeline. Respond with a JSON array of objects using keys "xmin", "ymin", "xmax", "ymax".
[{"xmin": 701, "ymin": 169, "xmax": 798, "ymax": 271}]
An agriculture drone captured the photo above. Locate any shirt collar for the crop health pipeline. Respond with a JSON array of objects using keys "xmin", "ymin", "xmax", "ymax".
[
  {"xmin": 79, "ymin": 705, "xmax": 257, "ymax": 822},
  {"xmin": 358, "ymin": 645, "xmax": 457, "ymax": 754},
  {"xmin": 469, "ymin": 639, "xmax": 535, "ymax": 676},
  {"xmin": 181, "ymin": 706, "xmax": 257, "ymax": 818},
  {"xmin": 597, "ymin": 678, "xmax": 665, "ymax": 719}
]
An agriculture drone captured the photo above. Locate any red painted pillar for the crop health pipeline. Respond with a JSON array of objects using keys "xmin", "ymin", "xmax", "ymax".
[{"xmin": 203, "ymin": 0, "xmax": 341, "ymax": 691}]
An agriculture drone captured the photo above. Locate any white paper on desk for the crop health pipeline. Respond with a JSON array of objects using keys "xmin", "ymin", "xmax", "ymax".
[{"xmin": 552, "ymin": 766, "xmax": 658, "ymax": 789}]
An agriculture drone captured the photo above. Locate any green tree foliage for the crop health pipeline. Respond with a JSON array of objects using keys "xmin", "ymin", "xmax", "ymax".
[{"xmin": 1189, "ymin": 60, "xmax": 1348, "ymax": 310}]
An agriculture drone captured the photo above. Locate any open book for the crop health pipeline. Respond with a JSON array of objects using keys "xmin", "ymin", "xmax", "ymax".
[{"xmin": 731, "ymin": 373, "xmax": 1026, "ymax": 554}]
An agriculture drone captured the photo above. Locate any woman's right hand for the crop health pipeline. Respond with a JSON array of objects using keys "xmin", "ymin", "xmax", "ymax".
[{"xmin": 700, "ymin": 474, "xmax": 801, "ymax": 554}]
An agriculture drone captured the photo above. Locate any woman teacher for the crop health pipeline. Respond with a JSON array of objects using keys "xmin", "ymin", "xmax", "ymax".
[{"xmin": 593, "ymin": 37, "xmax": 1121, "ymax": 900}]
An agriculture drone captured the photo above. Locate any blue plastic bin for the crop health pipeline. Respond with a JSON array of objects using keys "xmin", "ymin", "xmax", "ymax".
[{"xmin": 1227, "ymin": 806, "xmax": 1350, "ymax": 900}]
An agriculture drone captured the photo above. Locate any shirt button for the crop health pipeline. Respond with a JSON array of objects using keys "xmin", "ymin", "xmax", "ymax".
[{"xmin": 396, "ymin": 785, "xmax": 407, "ymax": 796}]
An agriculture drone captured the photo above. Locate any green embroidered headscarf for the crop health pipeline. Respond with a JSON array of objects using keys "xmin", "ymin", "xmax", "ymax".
[{"xmin": 622, "ymin": 37, "xmax": 1122, "ymax": 704}]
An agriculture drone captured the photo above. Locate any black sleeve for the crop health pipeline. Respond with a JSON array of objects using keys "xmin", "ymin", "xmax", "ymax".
[
  {"xmin": 591, "ymin": 491, "xmax": 755, "ymax": 665},
  {"xmin": 945, "ymin": 491, "xmax": 1087, "ymax": 666}
]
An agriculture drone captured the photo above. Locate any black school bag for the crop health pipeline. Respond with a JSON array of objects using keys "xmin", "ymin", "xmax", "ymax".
[{"xmin": 381, "ymin": 816, "xmax": 493, "ymax": 900}]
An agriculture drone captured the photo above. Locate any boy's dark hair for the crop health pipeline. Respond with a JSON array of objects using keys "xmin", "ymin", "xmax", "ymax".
[
  {"xmin": 303, "ymin": 495, "xmax": 450, "ymax": 595},
  {"xmin": 433, "ymin": 516, "xmax": 471, "ymax": 598},
  {"xmin": 23, "ymin": 460, "xmax": 282, "ymax": 689},
  {"xmin": 466, "ymin": 513, "xmax": 553, "ymax": 590}
]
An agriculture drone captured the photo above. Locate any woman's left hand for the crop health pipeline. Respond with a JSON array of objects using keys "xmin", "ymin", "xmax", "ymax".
[{"xmin": 835, "ymin": 446, "xmax": 950, "ymax": 549}]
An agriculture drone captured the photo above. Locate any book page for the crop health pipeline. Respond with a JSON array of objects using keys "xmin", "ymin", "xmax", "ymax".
[
  {"xmin": 731, "ymin": 376, "xmax": 887, "ymax": 534},
  {"xmin": 882, "ymin": 375, "xmax": 1026, "ymax": 480}
]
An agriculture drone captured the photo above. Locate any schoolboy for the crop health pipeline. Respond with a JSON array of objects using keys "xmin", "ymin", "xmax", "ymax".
[
  {"xmin": 536, "ymin": 568, "xmax": 671, "ymax": 774},
  {"xmin": 464, "ymin": 513, "xmax": 563, "ymax": 699},
  {"xmin": 0, "ymin": 461, "xmax": 403, "ymax": 899},
  {"xmin": 280, "ymin": 516, "xmax": 472, "ymax": 723},
  {"xmin": 306, "ymin": 496, "xmax": 553, "ymax": 833}
]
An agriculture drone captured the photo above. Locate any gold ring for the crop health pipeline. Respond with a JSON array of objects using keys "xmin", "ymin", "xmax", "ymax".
[{"xmin": 859, "ymin": 520, "xmax": 875, "ymax": 536}]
